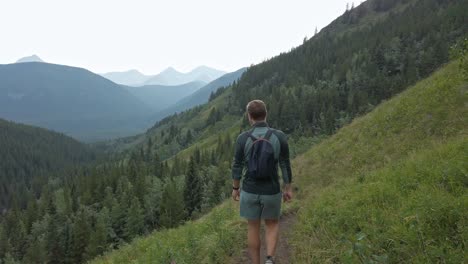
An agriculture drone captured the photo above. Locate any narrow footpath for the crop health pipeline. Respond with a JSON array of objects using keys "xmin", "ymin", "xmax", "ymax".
[{"xmin": 235, "ymin": 212, "xmax": 296, "ymax": 264}]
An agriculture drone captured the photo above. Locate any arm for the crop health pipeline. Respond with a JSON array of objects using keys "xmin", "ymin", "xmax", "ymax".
[
  {"xmin": 231, "ymin": 134, "xmax": 245, "ymax": 201},
  {"xmin": 278, "ymin": 131, "xmax": 293, "ymax": 201}
]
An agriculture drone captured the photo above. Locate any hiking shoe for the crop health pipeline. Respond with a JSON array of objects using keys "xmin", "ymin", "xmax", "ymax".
[{"xmin": 265, "ymin": 256, "xmax": 275, "ymax": 264}]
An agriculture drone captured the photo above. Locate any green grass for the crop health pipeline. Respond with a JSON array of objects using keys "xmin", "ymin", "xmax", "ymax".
[
  {"xmin": 92, "ymin": 202, "xmax": 246, "ymax": 264},
  {"xmin": 291, "ymin": 61, "xmax": 467, "ymax": 263}
]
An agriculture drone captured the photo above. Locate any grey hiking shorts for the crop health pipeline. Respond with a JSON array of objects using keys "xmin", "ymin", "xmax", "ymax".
[{"xmin": 240, "ymin": 190, "xmax": 282, "ymax": 220}]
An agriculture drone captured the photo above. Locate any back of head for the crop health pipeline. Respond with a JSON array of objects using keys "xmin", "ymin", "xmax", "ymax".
[{"xmin": 246, "ymin": 100, "xmax": 267, "ymax": 121}]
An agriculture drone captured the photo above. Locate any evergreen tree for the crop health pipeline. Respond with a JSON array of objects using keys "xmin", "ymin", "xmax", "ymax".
[
  {"xmin": 185, "ymin": 129, "xmax": 193, "ymax": 146},
  {"xmin": 0, "ymin": 225, "xmax": 6, "ymax": 260},
  {"xmin": 144, "ymin": 177, "xmax": 162, "ymax": 229},
  {"xmin": 60, "ymin": 218, "xmax": 74, "ymax": 264},
  {"xmin": 86, "ymin": 207, "xmax": 110, "ymax": 258},
  {"xmin": 110, "ymin": 196, "xmax": 126, "ymax": 245},
  {"xmin": 125, "ymin": 197, "xmax": 145, "ymax": 239},
  {"xmin": 183, "ymin": 157, "xmax": 202, "ymax": 217},
  {"xmin": 209, "ymin": 168, "xmax": 225, "ymax": 207},
  {"xmin": 160, "ymin": 179, "xmax": 185, "ymax": 228},
  {"xmin": 71, "ymin": 208, "xmax": 91, "ymax": 263},
  {"xmin": 153, "ymin": 153, "xmax": 162, "ymax": 178},
  {"xmin": 46, "ymin": 216, "xmax": 62, "ymax": 264},
  {"xmin": 23, "ymin": 217, "xmax": 48, "ymax": 263}
]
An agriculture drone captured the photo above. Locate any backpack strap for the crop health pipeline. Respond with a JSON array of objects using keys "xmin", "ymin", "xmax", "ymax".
[
  {"xmin": 264, "ymin": 129, "xmax": 273, "ymax": 140},
  {"xmin": 248, "ymin": 128, "xmax": 273, "ymax": 142},
  {"xmin": 247, "ymin": 129, "xmax": 258, "ymax": 141}
]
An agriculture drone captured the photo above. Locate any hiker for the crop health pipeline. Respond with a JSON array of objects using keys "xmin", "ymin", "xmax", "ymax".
[{"xmin": 232, "ymin": 100, "xmax": 293, "ymax": 264}]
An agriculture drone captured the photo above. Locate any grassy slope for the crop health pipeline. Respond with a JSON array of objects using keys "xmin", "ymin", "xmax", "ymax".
[
  {"xmin": 91, "ymin": 202, "xmax": 245, "ymax": 264},
  {"xmin": 291, "ymin": 61, "xmax": 467, "ymax": 263},
  {"xmin": 92, "ymin": 61, "xmax": 466, "ymax": 263}
]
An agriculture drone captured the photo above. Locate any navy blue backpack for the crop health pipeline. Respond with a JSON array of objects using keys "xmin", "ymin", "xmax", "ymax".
[{"xmin": 247, "ymin": 129, "xmax": 276, "ymax": 180}]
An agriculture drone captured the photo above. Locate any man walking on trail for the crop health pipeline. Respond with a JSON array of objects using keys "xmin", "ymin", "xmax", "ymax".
[{"xmin": 232, "ymin": 100, "xmax": 293, "ymax": 264}]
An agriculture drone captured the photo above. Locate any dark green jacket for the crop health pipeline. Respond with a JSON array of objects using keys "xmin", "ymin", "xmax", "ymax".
[{"xmin": 231, "ymin": 122, "xmax": 292, "ymax": 195}]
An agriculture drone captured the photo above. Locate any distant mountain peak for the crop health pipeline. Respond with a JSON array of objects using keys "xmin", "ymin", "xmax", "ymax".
[
  {"xmin": 126, "ymin": 69, "xmax": 142, "ymax": 74},
  {"xmin": 161, "ymin": 67, "xmax": 180, "ymax": 74},
  {"xmin": 16, "ymin": 55, "xmax": 44, "ymax": 63},
  {"xmin": 101, "ymin": 69, "xmax": 150, "ymax": 86},
  {"xmin": 190, "ymin": 65, "xmax": 214, "ymax": 72},
  {"xmin": 144, "ymin": 65, "xmax": 226, "ymax": 86}
]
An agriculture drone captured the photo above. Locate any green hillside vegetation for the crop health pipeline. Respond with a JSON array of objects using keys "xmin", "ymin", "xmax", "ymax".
[
  {"xmin": 91, "ymin": 56, "xmax": 467, "ymax": 263},
  {"xmin": 0, "ymin": 119, "xmax": 97, "ymax": 212},
  {"xmin": 290, "ymin": 61, "xmax": 467, "ymax": 262},
  {"xmin": 92, "ymin": 202, "xmax": 244, "ymax": 264}
]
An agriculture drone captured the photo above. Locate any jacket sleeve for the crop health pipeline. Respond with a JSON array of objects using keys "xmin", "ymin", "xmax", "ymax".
[
  {"xmin": 277, "ymin": 131, "xmax": 292, "ymax": 184},
  {"xmin": 231, "ymin": 133, "xmax": 245, "ymax": 180}
]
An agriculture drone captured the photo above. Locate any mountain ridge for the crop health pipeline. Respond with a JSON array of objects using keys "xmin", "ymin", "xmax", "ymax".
[
  {"xmin": 102, "ymin": 66, "xmax": 227, "ymax": 86},
  {"xmin": 143, "ymin": 65, "xmax": 226, "ymax": 86},
  {"xmin": 0, "ymin": 62, "xmax": 153, "ymax": 141},
  {"xmin": 123, "ymin": 81, "xmax": 207, "ymax": 112},
  {"xmin": 150, "ymin": 67, "xmax": 247, "ymax": 122},
  {"xmin": 101, "ymin": 69, "xmax": 150, "ymax": 86}
]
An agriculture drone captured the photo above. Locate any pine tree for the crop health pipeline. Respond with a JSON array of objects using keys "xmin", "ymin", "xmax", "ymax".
[
  {"xmin": 160, "ymin": 179, "xmax": 186, "ymax": 228},
  {"xmin": 71, "ymin": 208, "xmax": 91, "ymax": 263},
  {"xmin": 144, "ymin": 177, "xmax": 162, "ymax": 229},
  {"xmin": 45, "ymin": 201, "xmax": 62, "ymax": 264},
  {"xmin": 23, "ymin": 217, "xmax": 48, "ymax": 263},
  {"xmin": 183, "ymin": 157, "xmax": 202, "ymax": 217},
  {"xmin": 153, "ymin": 153, "xmax": 162, "ymax": 178},
  {"xmin": 86, "ymin": 207, "xmax": 110, "ymax": 258},
  {"xmin": 110, "ymin": 197, "xmax": 126, "ymax": 245},
  {"xmin": 125, "ymin": 197, "xmax": 145, "ymax": 239},
  {"xmin": 60, "ymin": 217, "xmax": 74, "ymax": 264},
  {"xmin": 209, "ymin": 168, "xmax": 225, "ymax": 207},
  {"xmin": 185, "ymin": 129, "xmax": 193, "ymax": 146},
  {"xmin": 0, "ymin": 224, "xmax": 7, "ymax": 260}
]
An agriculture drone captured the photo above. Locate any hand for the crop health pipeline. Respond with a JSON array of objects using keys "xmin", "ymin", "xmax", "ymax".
[
  {"xmin": 283, "ymin": 184, "xmax": 293, "ymax": 202},
  {"xmin": 232, "ymin": 189, "xmax": 240, "ymax": 201}
]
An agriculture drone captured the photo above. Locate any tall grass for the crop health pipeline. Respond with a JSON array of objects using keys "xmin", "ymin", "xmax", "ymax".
[
  {"xmin": 91, "ymin": 202, "xmax": 245, "ymax": 264},
  {"xmin": 291, "ymin": 62, "xmax": 467, "ymax": 263}
]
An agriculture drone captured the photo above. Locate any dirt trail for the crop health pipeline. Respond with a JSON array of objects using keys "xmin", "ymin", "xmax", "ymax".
[{"xmin": 235, "ymin": 213, "xmax": 296, "ymax": 264}]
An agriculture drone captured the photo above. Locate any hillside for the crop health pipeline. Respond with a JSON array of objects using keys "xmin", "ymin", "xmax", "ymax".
[
  {"xmin": 123, "ymin": 81, "xmax": 206, "ymax": 112},
  {"xmin": 0, "ymin": 118, "xmax": 97, "ymax": 212},
  {"xmin": 290, "ymin": 61, "xmax": 467, "ymax": 262},
  {"xmin": 91, "ymin": 56, "xmax": 467, "ymax": 264},
  {"xmin": 0, "ymin": 62, "xmax": 153, "ymax": 141}
]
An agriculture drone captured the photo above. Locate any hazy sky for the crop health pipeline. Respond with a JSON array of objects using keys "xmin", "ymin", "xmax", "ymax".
[{"xmin": 0, "ymin": 0, "xmax": 354, "ymax": 74}]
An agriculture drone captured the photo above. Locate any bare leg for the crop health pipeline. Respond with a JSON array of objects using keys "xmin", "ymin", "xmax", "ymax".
[
  {"xmin": 264, "ymin": 219, "xmax": 279, "ymax": 257},
  {"xmin": 248, "ymin": 219, "xmax": 261, "ymax": 264}
]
